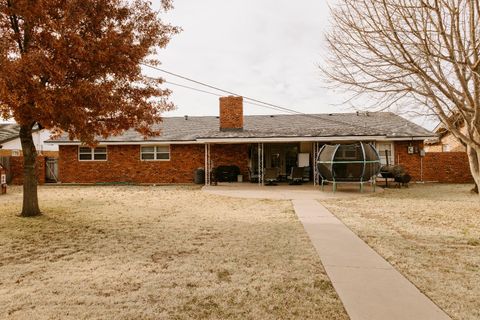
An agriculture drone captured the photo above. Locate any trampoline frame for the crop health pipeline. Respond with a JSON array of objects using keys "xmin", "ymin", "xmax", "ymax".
[{"xmin": 316, "ymin": 142, "xmax": 381, "ymax": 193}]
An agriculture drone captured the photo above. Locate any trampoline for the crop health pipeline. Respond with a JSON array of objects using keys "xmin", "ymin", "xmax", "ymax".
[{"xmin": 316, "ymin": 142, "xmax": 381, "ymax": 192}]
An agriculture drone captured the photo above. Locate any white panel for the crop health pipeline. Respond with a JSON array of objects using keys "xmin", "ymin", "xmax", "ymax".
[{"xmin": 298, "ymin": 153, "xmax": 310, "ymax": 167}]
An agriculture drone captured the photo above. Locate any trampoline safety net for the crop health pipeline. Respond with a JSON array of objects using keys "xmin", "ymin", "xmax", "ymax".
[{"xmin": 316, "ymin": 142, "xmax": 381, "ymax": 183}]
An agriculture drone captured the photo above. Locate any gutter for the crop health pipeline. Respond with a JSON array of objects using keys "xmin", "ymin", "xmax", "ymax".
[
  {"xmin": 45, "ymin": 140, "xmax": 203, "ymax": 145},
  {"xmin": 196, "ymin": 135, "xmax": 433, "ymax": 143},
  {"xmin": 46, "ymin": 135, "xmax": 434, "ymax": 145}
]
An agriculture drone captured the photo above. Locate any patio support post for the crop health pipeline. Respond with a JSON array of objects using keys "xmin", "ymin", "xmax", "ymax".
[
  {"xmin": 258, "ymin": 143, "xmax": 264, "ymax": 186},
  {"xmin": 313, "ymin": 142, "xmax": 318, "ymax": 187},
  {"xmin": 360, "ymin": 142, "xmax": 366, "ymax": 193},
  {"xmin": 204, "ymin": 143, "xmax": 211, "ymax": 186}
]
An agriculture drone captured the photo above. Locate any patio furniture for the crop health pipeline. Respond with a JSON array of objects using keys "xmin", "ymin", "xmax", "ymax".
[
  {"xmin": 264, "ymin": 167, "xmax": 279, "ymax": 185},
  {"xmin": 394, "ymin": 173, "xmax": 411, "ymax": 187},
  {"xmin": 379, "ymin": 149, "xmax": 393, "ymax": 187},
  {"xmin": 213, "ymin": 165, "xmax": 240, "ymax": 182},
  {"xmin": 382, "ymin": 164, "xmax": 411, "ymax": 188},
  {"xmin": 288, "ymin": 167, "xmax": 305, "ymax": 185},
  {"xmin": 248, "ymin": 167, "xmax": 259, "ymax": 183},
  {"xmin": 302, "ymin": 166, "xmax": 311, "ymax": 182}
]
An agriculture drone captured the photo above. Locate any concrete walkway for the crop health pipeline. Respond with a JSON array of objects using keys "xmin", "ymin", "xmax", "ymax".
[{"xmin": 293, "ymin": 199, "xmax": 451, "ymax": 320}]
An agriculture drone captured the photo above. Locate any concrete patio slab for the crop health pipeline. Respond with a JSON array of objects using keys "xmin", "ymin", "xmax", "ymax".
[
  {"xmin": 203, "ymin": 182, "xmax": 381, "ymax": 200},
  {"xmin": 292, "ymin": 199, "xmax": 451, "ymax": 320}
]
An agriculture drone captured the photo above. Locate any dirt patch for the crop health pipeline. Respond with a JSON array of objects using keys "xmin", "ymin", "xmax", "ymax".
[
  {"xmin": 323, "ymin": 183, "xmax": 480, "ymax": 320},
  {"xmin": 0, "ymin": 185, "xmax": 348, "ymax": 320}
]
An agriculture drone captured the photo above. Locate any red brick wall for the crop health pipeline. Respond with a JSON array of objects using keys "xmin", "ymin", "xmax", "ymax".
[
  {"xmin": 393, "ymin": 141, "xmax": 473, "ymax": 183},
  {"xmin": 422, "ymin": 152, "xmax": 473, "ymax": 183},
  {"xmin": 52, "ymin": 141, "xmax": 480, "ymax": 185},
  {"xmin": 59, "ymin": 144, "xmax": 250, "ymax": 184},
  {"xmin": 219, "ymin": 96, "xmax": 243, "ymax": 131},
  {"xmin": 211, "ymin": 144, "xmax": 249, "ymax": 179},
  {"xmin": 393, "ymin": 141, "xmax": 423, "ymax": 181},
  {"xmin": 9, "ymin": 156, "xmax": 46, "ymax": 185}
]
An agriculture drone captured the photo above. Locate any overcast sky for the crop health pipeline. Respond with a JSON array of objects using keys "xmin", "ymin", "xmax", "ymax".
[
  {"xmin": 2, "ymin": 0, "xmax": 434, "ymax": 129},
  {"xmin": 153, "ymin": 0, "xmax": 347, "ymax": 118}
]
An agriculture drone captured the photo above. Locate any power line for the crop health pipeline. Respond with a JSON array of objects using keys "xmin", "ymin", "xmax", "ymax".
[
  {"xmin": 147, "ymin": 75, "xmax": 296, "ymax": 114},
  {"xmin": 141, "ymin": 63, "xmax": 306, "ymax": 115},
  {"xmin": 141, "ymin": 63, "xmax": 371, "ymax": 130},
  {"xmin": 164, "ymin": 80, "xmax": 222, "ymax": 97},
  {"xmin": 160, "ymin": 79, "xmax": 299, "ymax": 114}
]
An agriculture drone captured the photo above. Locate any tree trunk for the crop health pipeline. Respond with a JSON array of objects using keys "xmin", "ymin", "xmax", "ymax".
[
  {"xmin": 466, "ymin": 145, "xmax": 480, "ymax": 196},
  {"xmin": 19, "ymin": 124, "xmax": 41, "ymax": 217}
]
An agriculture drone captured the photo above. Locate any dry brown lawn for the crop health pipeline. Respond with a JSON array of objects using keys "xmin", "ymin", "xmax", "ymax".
[
  {"xmin": 323, "ymin": 184, "xmax": 480, "ymax": 320},
  {"xmin": 0, "ymin": 186, "xmax": 348, "ymax": 320}
]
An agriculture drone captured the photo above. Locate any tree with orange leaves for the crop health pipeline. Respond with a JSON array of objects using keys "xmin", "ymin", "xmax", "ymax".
[{"xmin": 0, "ymin": 0, "xmax": 179, "ymax": 216}]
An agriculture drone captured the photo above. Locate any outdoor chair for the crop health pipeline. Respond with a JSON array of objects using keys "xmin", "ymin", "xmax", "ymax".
[
  {"xmin": 248, "ymin": 167, "xmax": 259, "ymax": 183},
  {"xmin": 288, "ymin": 167, "xmax": 305, "ymax": 185},
  {"xmin": 264, "ymin": 167, "xmax": 279, "ymax": 185}
]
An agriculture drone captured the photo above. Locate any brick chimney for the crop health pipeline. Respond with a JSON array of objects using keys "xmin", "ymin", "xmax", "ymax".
[{"xmin": 219, "ymin": 96, "xmax": 243, "ymax": 131}]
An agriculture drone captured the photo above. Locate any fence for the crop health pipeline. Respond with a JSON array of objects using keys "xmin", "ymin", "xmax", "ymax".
[
  {"xmin": 422, "ymin": 152, "xmax": 474, "ymax": 183},
  {"xmin": 0, "ymin": 156, "xmax": 12, "ymax": 183},
  {"xmin": 46, "ymin": 157, "xmax": 58, "ymax": 182}
]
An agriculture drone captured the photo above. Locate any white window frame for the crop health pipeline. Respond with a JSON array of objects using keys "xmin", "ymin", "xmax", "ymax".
[
  {"xmin": 376, "ymin": 142, "xmax": 395, "ymax": 165},
  {"xmin": 140, "ymin": 145, "xmax": 170, "ymax": 161},
  {"xmin": 78, "ymin": 146, "xmax": 108, "ymax": 161}
]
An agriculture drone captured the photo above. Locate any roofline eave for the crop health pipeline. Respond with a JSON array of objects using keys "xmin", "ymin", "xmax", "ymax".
[
  {"xmin": 48, "ymin": 135, "xmax": 434, "ymax": 145},
  {"xmin": 45, "ymin": 140, "xmax": 202, "ymax": 145},
  {"xmin": 196, "ymin": 135, "xmax": 433, "ymax": 143}
]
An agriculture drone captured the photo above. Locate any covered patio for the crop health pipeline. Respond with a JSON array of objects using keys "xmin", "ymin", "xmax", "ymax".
[
  {"xmin": 203, "ymin": 141, "xmax": 326, "ymax": 186},
  {"xmin": 202, "ymin": 139, "xmax": 382, "ymax": 192}
]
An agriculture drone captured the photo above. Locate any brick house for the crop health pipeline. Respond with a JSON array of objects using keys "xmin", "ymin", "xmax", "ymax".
[
  {"xmin": 0, "ymin": 124, "xmax": 59, "ymax": 184},
  {"xmin": 49, "ymin": 96, "xmax": 472, "ymax": 185},
  {"xmin": 0, "ymin": 123, "xmax": 59, "ymax": 157},
  {"xmin": 424, "ymin": 124, "xmax": 467, "ymax": 153}
]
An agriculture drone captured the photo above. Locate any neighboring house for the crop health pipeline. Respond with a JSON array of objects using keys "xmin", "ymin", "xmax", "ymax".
[
  {"xmin": 422, "ymin": 121, "xmax": 474, "ymax": 184},
  {"xmin": 424, "ymin": 124, "xmax": 467, "ymax": 153},
  {"xmin": 0, "ymin": 124, "xmax": 59, "ymax": 185},
  {"xmin": 48, "ymin": 96, "xmax": 450, "ymax": 184},
  {"xmin": 0, "ymin": 124, "xmax": 59, "ymax": 156}
]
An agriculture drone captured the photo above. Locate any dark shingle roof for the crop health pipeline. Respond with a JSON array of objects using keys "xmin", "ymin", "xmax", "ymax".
[{"xmin": 49, "ymin": 112, "xmax": 434, "ymax": 143}]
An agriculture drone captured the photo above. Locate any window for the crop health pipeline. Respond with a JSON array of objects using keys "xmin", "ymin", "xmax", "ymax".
[
  {"xmin": 336, "ymin": 145, "xmax": 359, "ymax": 160},
  {"xmin": 377, "ymin": 143, "xmax": 394, "ymax": 165},
  {"xmin": 79, "ymin": 146, "xmax": 107, "ymax": 161},
  {"xmin": 141, "ymin": 145, "xmax": 170, "ymax": 161},
  {"xmin": 442, "ymin": 144, "xmax": 450, "ymax": 152}
]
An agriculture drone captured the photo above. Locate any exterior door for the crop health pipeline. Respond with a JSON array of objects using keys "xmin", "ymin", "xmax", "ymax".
[
  {"xmin": 284, "ymin": 145, "xmax": 299, "ymax": 176},
  {"xmin": 46, "ymin": 158, "xmax": 58, "ymax": 182},
  {"xmin": 266, "ymin": 144, "xmax": 299, "ymax": 176}
]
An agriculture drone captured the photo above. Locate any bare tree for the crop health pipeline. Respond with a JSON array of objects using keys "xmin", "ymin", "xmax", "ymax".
[{"xmin": 323, "ymin": 0, "xmax": 480, "ymax": 193}]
